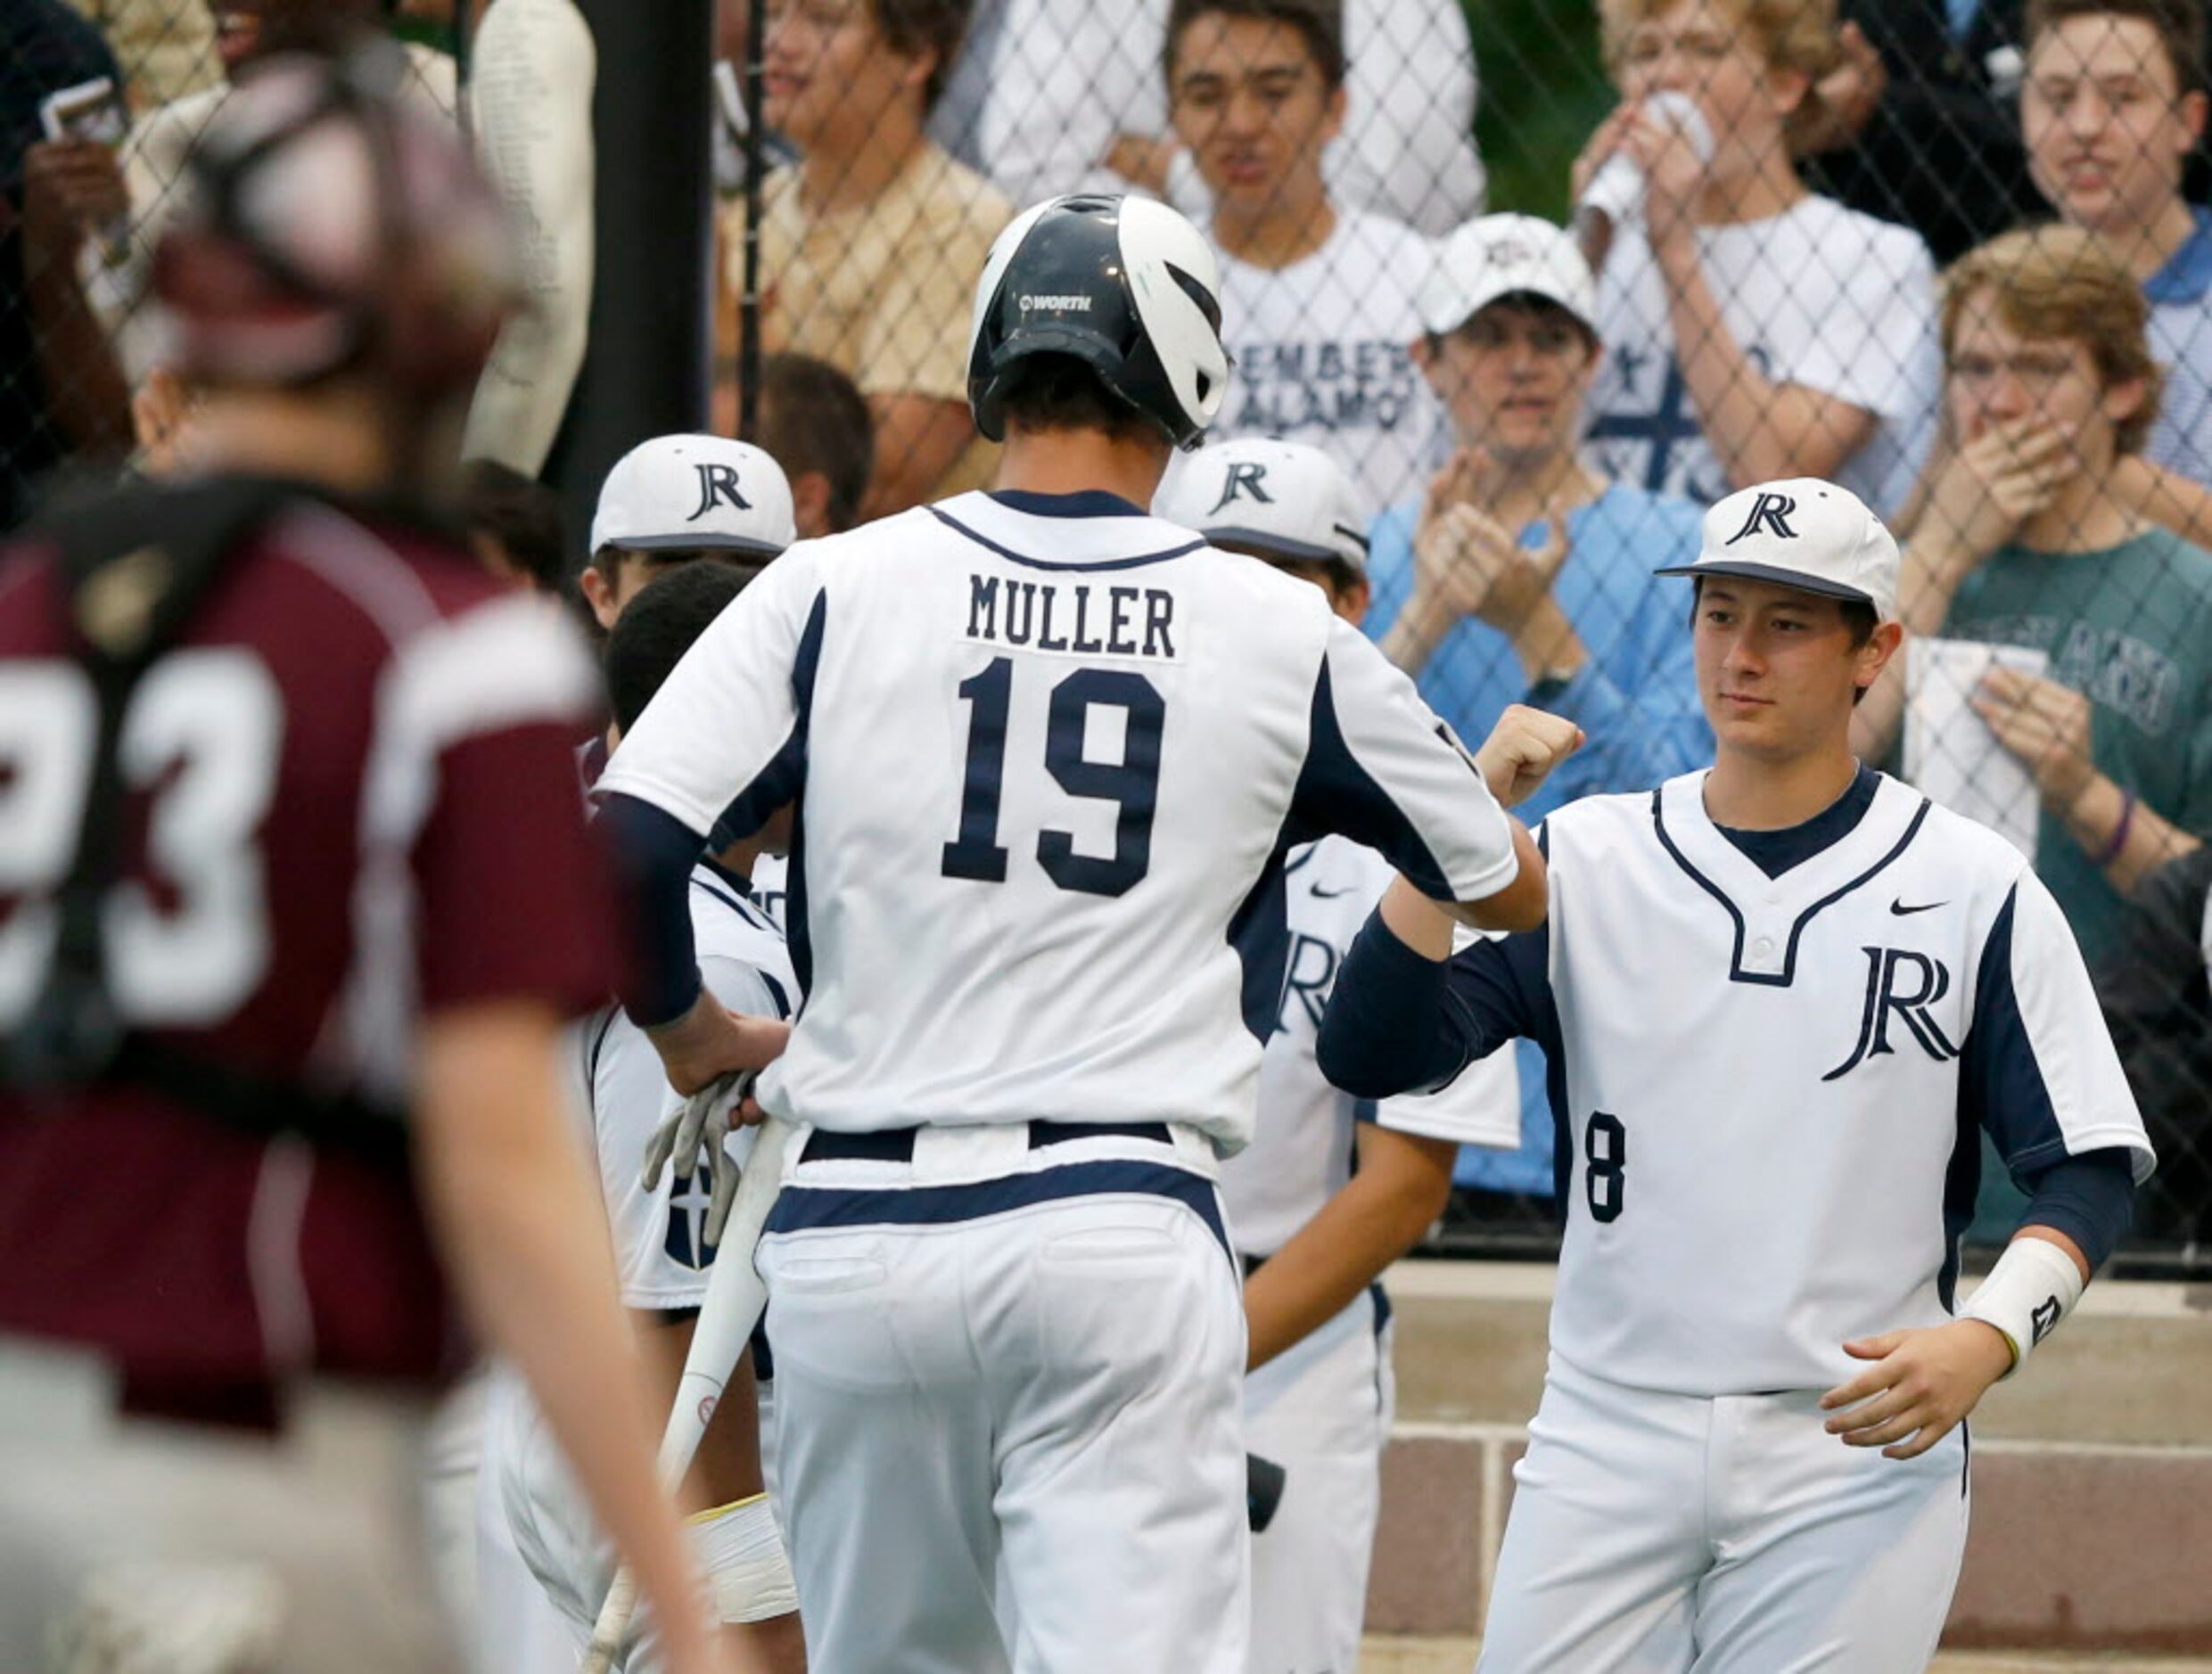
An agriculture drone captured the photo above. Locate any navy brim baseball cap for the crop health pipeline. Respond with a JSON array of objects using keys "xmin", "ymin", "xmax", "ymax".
[{"xmin": 1651, "ymin": 558, "xmax": 1877, "ymax": 607}]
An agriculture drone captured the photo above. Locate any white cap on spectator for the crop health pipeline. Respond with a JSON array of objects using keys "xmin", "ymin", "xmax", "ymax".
[
  {"xmin": 1418, "ymin": 213, "xmax": 1598, "ymax": 340},
  {"xmin": 590, "ymin": 434, "xmax": 796, "ymax": 559},
  {"xmin": 1657, "ymin": 478, "xmax": 1900, "ymax": 621},
  {"xmin": 1154, "ymin": 437, "xmax": 1370, "ymax": 572}
]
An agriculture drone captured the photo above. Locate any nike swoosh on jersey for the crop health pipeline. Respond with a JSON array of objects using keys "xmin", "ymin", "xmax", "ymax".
[
  {"xmin": 1310, "ymin": 882, "xmax": 1357, "ymax": 899},
  {"xmin": 1889, "ymin": 899, "xmax": 1946, "ymax": 915}
]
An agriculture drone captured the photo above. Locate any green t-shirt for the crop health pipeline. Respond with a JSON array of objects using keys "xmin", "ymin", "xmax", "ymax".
[{"xmin": 1943, "ymin": 527, "xmax": 2212, "ymax": 964}]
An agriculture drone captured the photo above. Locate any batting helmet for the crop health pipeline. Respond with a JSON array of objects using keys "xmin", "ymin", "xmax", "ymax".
[
  {"xmin": 148, "ymin": 38, "xmax": 517, "ymax": 401},
  {"xmin": 966, "ymin": 193, "xmax": 1229, "ymax": 450}
]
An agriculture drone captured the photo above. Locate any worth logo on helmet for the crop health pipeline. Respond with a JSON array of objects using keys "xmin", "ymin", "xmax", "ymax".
[
  {"xmin": 689, "ymin": 463, "xmax": 752, "ymax": 522},
  {"xmin": 1726, "ymin": 491, "xmax": 1799, "ymax": 545}
]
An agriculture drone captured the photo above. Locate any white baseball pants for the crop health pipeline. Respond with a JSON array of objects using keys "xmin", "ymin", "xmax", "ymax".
[
  {"xmin": 756, "ymin": 1121, "xmax": 1250, "ymax": 1674},
  {"xmin": 1478, "ymin": 1350, "xmax": 1969, "ymax": 1674}
]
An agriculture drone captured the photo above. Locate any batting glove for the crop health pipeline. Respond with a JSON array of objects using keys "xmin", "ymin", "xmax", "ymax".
[{"xmin": 641, "ymin": 1070, "xmax": 754, "ymax": 1245}]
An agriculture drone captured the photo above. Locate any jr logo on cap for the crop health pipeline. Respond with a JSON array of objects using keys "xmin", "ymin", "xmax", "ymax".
[
  {"xmin": 689, "ymin": 463, "xmax": 752, "ymax": 521},
  {"xmin": 1209, "ymin": 461, "xmax": 1274, "ymax": 514},
  {"xmin": 1725, "ymin": 491, "xmax": 1798, "ymax": 545}
]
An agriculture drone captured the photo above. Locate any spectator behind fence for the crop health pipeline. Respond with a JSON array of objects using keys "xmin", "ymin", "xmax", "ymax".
[
  {"xmin": 2096, "ymin": 843, "xmax": 2212, "ymax": 1245},
  {"xmin": 63, "ymin": 0, "xmax": 219, "ymax": 109},
  {"xmin": 1166, "ymin": 0, "xmax": 1443, "ymax": 514},
  {"xmin": 930, "ymin": 1, "xmax": 1484, "ymax": 237},
  {"xmin": 1576, "ymin": 0, "xmax": 1941, "ymax": 517},
  {"xmin": 1863, "ymin": 226, "xmax": 2212, "ymax": 962},
  {"xmin": 1796, "ymin": 2, "xmax": 2047, "ymax": 264},
  {"xmin": 2019, "ymin": 0, "xmax": 2212, "ymax": 500},
  {"xmin": 733, "ymin": 0, "xmax": 1011, "ymax": 518},
  {"xmin": 1365, "ymin": 212, "xmax": 1711, "ymax": 1200},
  {"xmin": 2, "ymin": 0, "xmax": 133, "ymax": 530},
  {"xmin": 758, "ymin": 350, "xmax": 875, "ymax": 537},
  {"xmin": 1115, "ymin": 0, "xmax": 1487, "ymax": 235}
]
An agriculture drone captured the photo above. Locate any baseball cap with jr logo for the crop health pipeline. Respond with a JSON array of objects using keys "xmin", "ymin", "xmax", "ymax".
[
  {"xmin": 589, "ymin": 433, "xmax": 798, "ymax": 560},
  {"xmin": 1152, "ymin": 436, "xmax": 1369, "ymax": 572},
  {"xmin": 1656, "ymin": 478, "xmax": 1900, "ymax": 621}
]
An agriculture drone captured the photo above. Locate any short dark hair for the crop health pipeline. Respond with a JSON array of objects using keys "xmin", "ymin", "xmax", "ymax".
[
  {"xmin": 759, "ymin": 353, "xmax": 874, "ymax": 534},
  {"xmin": 459, "ymin": 458, "xmax": 566, "ymax": 593},
  {"xmin": 874, "ymin": 0, "xmax": 974, "ymax": 112},
  {"xmin": 1165, "ymin": 0, "xmax": 1347, "ymax": 90},
  {"xmin": 2026, "ymin": 0, "xmax": 2207, "ymax": 94},
  {"xmin": 604, "ymin": 561, "xmax": 752, "ymax": 735},
  {"xmin": 994, "ymin": 353, "xmax": 1170, "ymax": 448}
]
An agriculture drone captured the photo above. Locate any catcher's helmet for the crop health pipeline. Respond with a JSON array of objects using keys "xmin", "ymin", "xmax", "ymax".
[
  {"xmin": 966, "ymin": 193, "xmax": 1229, "ymax": 449},
  {"xmin": 149, "ymin": 38, "xmax": 517, "ymax": 401}
]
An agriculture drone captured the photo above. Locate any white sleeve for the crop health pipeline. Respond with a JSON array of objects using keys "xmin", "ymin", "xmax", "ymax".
[
  {"xmin": 1290, "ymin": 616, "xmax": 1520, "ymax": 904},
  {"xmin": 1788, "ymin": 224, "xmax": 1938, "ymax": 423},
  {"xmin": 1971, "ymin": 870, "xmax": 2157, "ymax": 1184},
  {"xmin": 1377, "ymin": 1036, "xmax": 1520, "ymax": 1148},
  {"xmin": 595, "ymin": 545, "xmax": 825, "ymax": 836}
]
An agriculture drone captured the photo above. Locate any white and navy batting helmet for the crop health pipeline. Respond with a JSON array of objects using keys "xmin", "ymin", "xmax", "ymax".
[{"xmin": 966, "ymin": 193, "xmax": 1229, "ymax": 450}]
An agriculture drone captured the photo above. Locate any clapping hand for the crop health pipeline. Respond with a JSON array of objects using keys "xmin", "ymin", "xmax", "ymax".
[{"xmin": 1412, "ymin": 453, "xmax": 1572, "ymax": 636}]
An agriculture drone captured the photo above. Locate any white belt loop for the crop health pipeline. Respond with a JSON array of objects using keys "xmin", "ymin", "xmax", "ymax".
[{"xmin": 910, "ymin": 1122, "xmax": 1030, "ymax": 1183}]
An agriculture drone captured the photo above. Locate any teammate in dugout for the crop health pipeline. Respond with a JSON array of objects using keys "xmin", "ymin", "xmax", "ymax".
[
  {"xmin": 0, "ymin": 40, "xmax": 728, "ymax": 1674},
  {"xmin": 594, "ymin": 192, "xmax": 1582, "ymax": 1672},
  {"xmin": 1155, "ymin": 435, "xmax": 1523, "ymax": 1674},
  {"xmin": 481, "ymin": 563, "xmax": 807, "ymax": 1674},
  {"xmin": 1320, "ymin": 477, "xmax": 2154, "ymax": 1672}
]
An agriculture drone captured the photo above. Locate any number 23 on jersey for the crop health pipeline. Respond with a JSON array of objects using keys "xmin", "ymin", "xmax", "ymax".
[{"xmin": 0, "ymin": 651, "xmax": 282, "ymax": 1028}]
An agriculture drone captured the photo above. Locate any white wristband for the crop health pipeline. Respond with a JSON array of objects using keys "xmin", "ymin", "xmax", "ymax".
[
  {"xmin": 687, "ymin": 1495, "xmax": 797, "ymax": 1624},
  {"xmin": 1961, "ymin": 1236, "xmax": 2085, "ymax": 1376}
]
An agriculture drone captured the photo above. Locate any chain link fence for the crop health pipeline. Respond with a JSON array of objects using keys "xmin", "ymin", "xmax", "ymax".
[{"xmin": 4, "ymin": 0, "xmax": 2207, "ymax": 1272}]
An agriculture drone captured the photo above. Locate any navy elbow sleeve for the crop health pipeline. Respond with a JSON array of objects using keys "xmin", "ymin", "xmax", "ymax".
[
  {"xmin": 2019, "ymin": 1148, "xmax": 2138, "ymax": 1273},
  {"xmin": 597, "ymin": 792, "xmax": 707, "ymax": 1027},
  {"xmin": 1318, "ymin": 911, "xmax": 1459, "ymax": 1098}
]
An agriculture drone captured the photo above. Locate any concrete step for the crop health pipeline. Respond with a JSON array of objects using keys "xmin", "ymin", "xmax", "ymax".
[
  {"xmin": 1384, "ymin": 1261, "xmax": 2212, "ymax": 1446},
  {"xmin": 1368, "ymin": 1262, "xmax": 2212, "ymax": 1654}
]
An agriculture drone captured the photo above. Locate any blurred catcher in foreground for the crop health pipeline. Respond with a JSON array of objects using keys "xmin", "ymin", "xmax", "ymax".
[{"xmin": 0, "ymin": 37, "xmax": 732, "ymax": 1674}]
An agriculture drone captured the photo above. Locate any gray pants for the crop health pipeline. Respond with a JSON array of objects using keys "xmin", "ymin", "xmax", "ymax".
[{"xmin": 0, "ymin": 1340, "xmax": 456, "ymax": 1674}]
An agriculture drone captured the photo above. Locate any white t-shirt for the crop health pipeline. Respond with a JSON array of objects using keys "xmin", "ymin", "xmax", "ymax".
[
  {"xmin": 1223, "ymin": 833, "xmax": 1518, "ymax": 1257},
  {"xmin": 1586, "ymin": 194, "xmax": 1939, "ymax": 517},
  {"xmin": 597, "ymin": 489, "xmax": 1518, "ymax": 1153},
  {"xmin": 1213, "ymin": 209, "xmax": 1443, "ymax": 517}
]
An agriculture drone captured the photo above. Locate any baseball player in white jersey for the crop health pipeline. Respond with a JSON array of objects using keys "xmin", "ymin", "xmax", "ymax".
[
  {"xmin": 1322, "ymin": 479, "xmax": 2155, "ymax": 1673},
  {"xmin": 478, "ymin": 563, "xmax": 806, "ymax": 1673},
  {"xmin": 468, "ymin": 451, "xmax": 802, "ymax": 1674},
  {"xmin": 594, "ymin": 193, "xmax": 1582, "ymax": 1673},
  {"xmin": 1155, "ymin": 436, "xmax": 1522, "ymax": 1674}
]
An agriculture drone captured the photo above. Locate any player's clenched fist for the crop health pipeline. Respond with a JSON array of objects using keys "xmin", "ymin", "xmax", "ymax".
[
  {"xmin": 1473, "ymin": 704, "xmax": 1583, "ymax": 808},
  {"xmin": 1818, "ymin": 1320, "xmax": 2017, "ymax": 1459}
]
